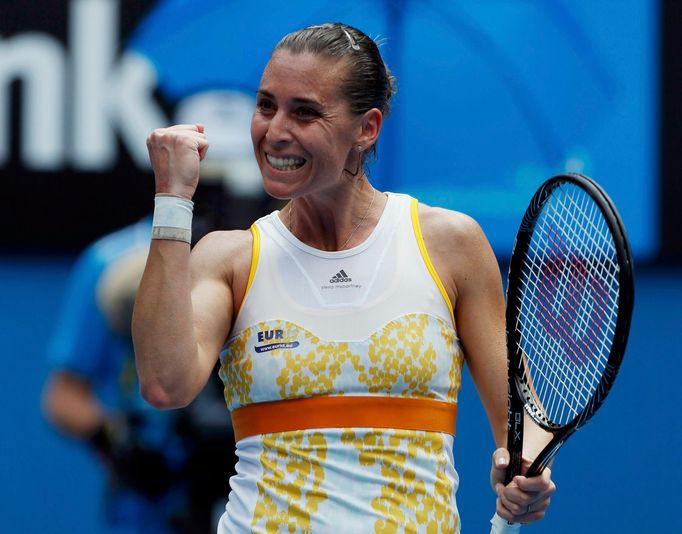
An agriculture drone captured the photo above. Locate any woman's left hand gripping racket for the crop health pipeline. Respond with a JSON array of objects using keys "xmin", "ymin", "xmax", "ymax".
[{"xmin": 492, "ymin": 173, "xmax": 635, "ymax": 532}]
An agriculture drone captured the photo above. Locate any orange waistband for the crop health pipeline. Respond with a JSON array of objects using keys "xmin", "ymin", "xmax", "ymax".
[{"xmin": 230, "ymin": 395, "xmax": 457, "ymax": 442}]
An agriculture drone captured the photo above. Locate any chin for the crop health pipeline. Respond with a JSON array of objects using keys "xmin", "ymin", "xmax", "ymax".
[{"xmin": 261, "ymin": 178, "xmax": 294, "ymax": 201}]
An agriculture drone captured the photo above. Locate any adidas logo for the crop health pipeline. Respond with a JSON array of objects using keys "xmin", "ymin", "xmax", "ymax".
[{"xmin": 330, "ymin": 269, "xmax": 352, "ymax": 283}]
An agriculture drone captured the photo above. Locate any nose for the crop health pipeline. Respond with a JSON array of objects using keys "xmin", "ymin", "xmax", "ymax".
[{"xmin": 265, "ymin": 110, "xmax": 293, "ymax": 146}]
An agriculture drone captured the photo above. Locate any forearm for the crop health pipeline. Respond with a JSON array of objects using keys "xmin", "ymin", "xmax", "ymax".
[
  {"xmin": 480, "ymin": 381, "xmax": 508, "ymax": 449},
  {"xmin": 463, "ymin": 325, "xmax": 507, "ymax": 448},
  {"xmin": 132, "ymin": 240, "xmax": 203, "ymax": 408}
]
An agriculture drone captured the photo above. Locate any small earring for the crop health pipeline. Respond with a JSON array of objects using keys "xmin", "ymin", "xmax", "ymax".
[{"xmin": 357, "ymin": 145, "xmax": 363, "ymax": 152}]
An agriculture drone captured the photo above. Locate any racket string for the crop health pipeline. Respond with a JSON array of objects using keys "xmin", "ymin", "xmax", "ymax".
[
  {"xmin": 521, "ymin": 246, "xmax": 612, "ymax": 388},
  {"xmin": 515, "ymin": 183, "xmax": 621, "ymax": 426},
  {"xmin": 524, "ymin": 199, "xmax": 612, "ymax": 416},
  {"xmin": 522, "ymin": 205, "xmax": 615, "ymax": 422},
  {"xmin": 516, "ymin": 297, "xmax": 600, "ymax": 420}
]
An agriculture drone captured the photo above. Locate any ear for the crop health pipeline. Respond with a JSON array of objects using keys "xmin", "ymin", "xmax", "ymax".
[{"xmin": 356, "ymin": 108, "xmax": 383, "ymax": 149}]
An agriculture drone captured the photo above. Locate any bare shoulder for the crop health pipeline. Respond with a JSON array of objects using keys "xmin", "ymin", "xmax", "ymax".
[
  {"xmin": 417, "ymin": 203, "xmax": 487, "ymax": 248},
  {"xmin": 190, "ymin": 229, "xmax": 253, "ymax": 280},
  {"xmin": 189, "ymin": 228, "xmax": 254, "ymax": 312},
  {"xmin": 192, "ymin": 228, "xmax": 253, "ymax": 255},
  {"xmin": 417, "ymin": 202, "xmax": 500, "ymax": 301}
]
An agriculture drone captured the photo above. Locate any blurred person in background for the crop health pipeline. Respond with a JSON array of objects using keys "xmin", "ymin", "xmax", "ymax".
[
  {"xmin": 42, "ymin": 90, "xmax": 273, "ymax": 534},
  {"xmin": 42, "ymin": 208, "xmax": 230, "ymax": 534}
]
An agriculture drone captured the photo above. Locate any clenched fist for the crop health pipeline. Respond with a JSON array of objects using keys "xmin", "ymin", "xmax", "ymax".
[{"xmin": 146, "ymin": 124, "xmax": 210, "ymax": 200}]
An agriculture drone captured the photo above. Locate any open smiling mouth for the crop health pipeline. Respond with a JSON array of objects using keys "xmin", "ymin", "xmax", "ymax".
[{"xmin": 266, "ymin": 153, "xmax": 306, "ymax": 171}]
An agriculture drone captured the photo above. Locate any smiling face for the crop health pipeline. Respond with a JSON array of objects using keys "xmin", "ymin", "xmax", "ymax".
[{"xmin": 251, "ymin": 50, "xmax": 364, "ymax": 200}]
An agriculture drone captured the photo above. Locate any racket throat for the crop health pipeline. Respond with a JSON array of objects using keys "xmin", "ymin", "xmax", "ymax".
[{"xmin": 526, "ymin": 428, "xmax": 575, "ymax": 478}]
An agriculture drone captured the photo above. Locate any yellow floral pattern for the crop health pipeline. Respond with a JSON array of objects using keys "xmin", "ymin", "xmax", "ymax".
[
  {"xmin": 362, "ymin": 314, "xmax": 438, "ymax": 396},
  {"xmin": 251, "ymin": 431, "xmax": 329, "ymax": 533},
  {"xmin": 442, "ymin": 321, "xmax": 463, "ymax": 403},
  {"xmin": 220, "ymin": 313, "xmax": 463, "ymax": 533},
  {"xmin": 220, "ymin": 314, "xmax": 462, "ymax": 408},
  {"xmin": 219, "ymin": 325, "xmax": 253, "ymax": 407},
  {"xmin": 340, "ymin": 429, "xmax": 458, "ymax": 534},
  {"xmin": 275, "ymin": 328, "xmax": 357, "ymax": 399}
]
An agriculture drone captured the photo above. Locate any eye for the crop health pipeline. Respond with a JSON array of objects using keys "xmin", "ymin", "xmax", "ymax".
[
  {"xmin": 293, "ymin": 106, "xmax": 320, "ymax": 120},
  {"xmin": 256, "ymin": 98, "xmax": 276, "ymax": 115}
]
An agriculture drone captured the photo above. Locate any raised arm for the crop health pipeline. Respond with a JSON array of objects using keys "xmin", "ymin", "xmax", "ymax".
[{"xmin": 132, "ymin": 124, "xmax": 239, "ymax": 409}]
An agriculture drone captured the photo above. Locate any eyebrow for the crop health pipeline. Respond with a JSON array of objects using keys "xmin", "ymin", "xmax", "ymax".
[{"xmin": 256, "ymin": 90, "xmax": 322, "ymax": 107}]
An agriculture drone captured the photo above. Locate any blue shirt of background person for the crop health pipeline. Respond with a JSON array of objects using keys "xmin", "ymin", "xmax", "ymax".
[{"xmin": 43, "ymin": 218, "xmax": 196, "ymax": 533}]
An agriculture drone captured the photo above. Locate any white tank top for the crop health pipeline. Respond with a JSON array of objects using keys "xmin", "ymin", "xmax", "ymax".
[{"xmin": 218, "ymin": 192, "xmax": 465, "ymax": 533}]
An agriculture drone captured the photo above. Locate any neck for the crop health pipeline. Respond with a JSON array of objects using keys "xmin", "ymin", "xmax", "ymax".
[{"xmin": 285, "ymin": 182, "xmax": 384, "ymax": 251}]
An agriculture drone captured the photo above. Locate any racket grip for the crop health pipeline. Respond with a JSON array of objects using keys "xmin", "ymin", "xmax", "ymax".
[{"xmin": 490, "ymin": 513, "xmax": 522, "ymax": 534}]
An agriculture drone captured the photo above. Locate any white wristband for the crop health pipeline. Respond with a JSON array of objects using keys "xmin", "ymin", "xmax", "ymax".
[
  {"xmin": 152, "ymin": 194, "xmax": 194, "ymax": 244},
  {"xmin": 490, "ymin": 513, "xmax": 522, "ymax": 534}
]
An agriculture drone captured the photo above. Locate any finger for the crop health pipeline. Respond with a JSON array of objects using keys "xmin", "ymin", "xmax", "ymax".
[
  {"xmin": 180, "ymin": 130, "xmax": 208, "ymax": 144},
  {"xmin": 514, "ymin": 467, "xmax": 556, "ymax": 494},
  {"xmin": 167, "ymin": 130, "xmax": 208, "ymax": 153},
  {"xmin": 497, "ymin": 478, "xmax": 546, "ymax": 512},
  {"xmin": 167, "ymin": 123, "xmax": 205, "ymax": 132},
  {"xmin": 146, "ymin": 128, "xmax": 206, "ymax": 150},
  {"xmin": 503, "ymin": 480, "xmax": 554, "ymax": 512},
  {"xmin": 510, "ymin": 498, "xmax": 551, "ymax": 524},
  {"xmin": 490, "ymin": 447, "xmax": 510, "ymax": 488},
  {"xmin": 500, "ymin": 479, "xmax": 554, "ymax": 518},
  {"xmin": 497, "ymin": 487, "xmax": 526, "ymax": 517},
  {"xmin": 197, "ymin": 138, "xmax": 210, "ymax": 160},
  {"xmin": 497, "ymin": 496, "xmax": 549, "ymax": 525},
  {"xmin": 527, "ymin": 496, "xmax": 551, "ymax": 513},
  {"xmin": 495, "ymin": 498, "xmax": 515, "ymax": 523},
  {"xmin": 495, "ymin": 481, "xmax": 530, "ymax": 514},
  {"xmin": 495, "ymin": 495, "xmax": 548, "ymax": 525},
  {"xmin": 492, "ymin": 447, "xmax": 510, "ymax": 469}
]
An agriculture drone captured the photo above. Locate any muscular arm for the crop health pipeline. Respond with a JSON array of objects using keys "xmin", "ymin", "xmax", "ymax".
[
  {"xmin": 132, "ymin": 124, "xmax": 249, "ymax": 409},
  {"xmin": 132, "ymin": 230, "xmax": 249, "ymax": 409},
  {"xmin": 420, "ymin": 205, "xmax": 507, "ymax": 446}
]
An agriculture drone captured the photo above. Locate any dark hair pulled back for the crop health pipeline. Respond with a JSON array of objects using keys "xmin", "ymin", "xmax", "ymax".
[{"xmin": 274, "ymin": 22, "xmax": 397, "ymax": 161}]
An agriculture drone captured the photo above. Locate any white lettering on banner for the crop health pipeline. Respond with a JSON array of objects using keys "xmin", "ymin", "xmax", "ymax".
[
  {"xmin": 71, "ymin": 0, "xmax": 167, "ymax": 169},
  {"xmin": 107, "ymin": 52, "xmax": 169, "ymax": 169},
  {"xmin": 0, "ymin": 34, "xmax": 65, "ymax": 169},
  {"xmin": 0, "ymin": 0, "xmax": 169, "ymax": 172}
]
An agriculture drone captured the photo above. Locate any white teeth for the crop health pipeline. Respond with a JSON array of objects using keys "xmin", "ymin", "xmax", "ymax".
[{"xmin": 266, "ymin": 154, "xmax": 305, "ymax": 170}]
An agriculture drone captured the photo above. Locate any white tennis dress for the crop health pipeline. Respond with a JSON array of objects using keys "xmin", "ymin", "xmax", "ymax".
[{"xmin": 217, "ymin": 192, "xmax": 464, "ymax": 533}]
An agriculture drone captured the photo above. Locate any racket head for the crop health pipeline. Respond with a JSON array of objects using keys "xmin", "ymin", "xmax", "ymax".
[{"xmin": 505, "ymin": 173, "xmax": 634, "ymax": 471}]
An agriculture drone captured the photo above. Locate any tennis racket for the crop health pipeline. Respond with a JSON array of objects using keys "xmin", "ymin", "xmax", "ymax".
[{"xmin": 504, "ymin": 173, "xmax": 634, "ymax": 485}]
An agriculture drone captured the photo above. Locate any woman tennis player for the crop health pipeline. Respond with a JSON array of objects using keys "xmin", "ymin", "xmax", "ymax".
[{"xmin": 133, "ymin": 22, "xmax": 555, "ymax": 532}]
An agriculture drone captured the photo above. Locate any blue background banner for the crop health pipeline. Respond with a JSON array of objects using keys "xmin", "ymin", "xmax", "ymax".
[{"xmin": 129, "ymin": 0, "xmax": 659, "ymax": 260}]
